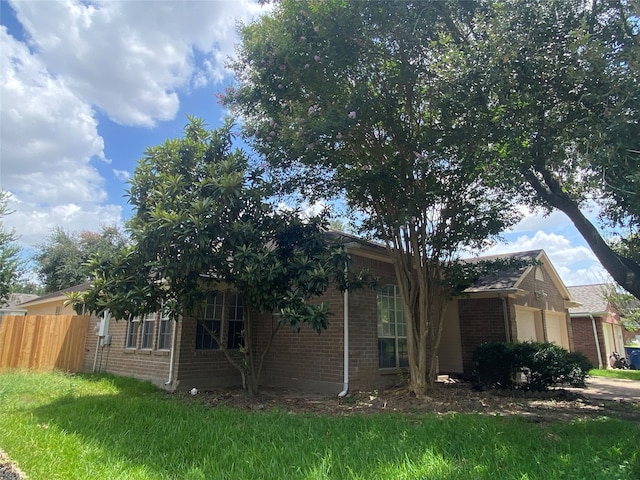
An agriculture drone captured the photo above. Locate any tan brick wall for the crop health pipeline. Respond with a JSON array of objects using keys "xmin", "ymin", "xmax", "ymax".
[
  {"xmin": 82, "ymin": 314, "xmax": 174, "ymax": 388},
  {"xmin": 171, "ymin": 314, "xmax": 245, "ymax": 391},
  {"xmin": 77, "ymin": 253, "xmax": 576, "ymax": 392},
  {"xmin": 257, "ymin": 254, "xmax": 403, "ymax": 394}
]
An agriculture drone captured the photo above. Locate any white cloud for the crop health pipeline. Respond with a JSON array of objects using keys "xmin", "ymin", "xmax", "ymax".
[
  {"xmin": 1, "ymin": 0, "xmax": 267, "ymax": 252},
  {"xmin": 508, "ymin": 203, "xmax": 600, "ymax": 234},
  {"xmin": 9, "ymin": 0, "xmax": 266, "ymax": 127},
  {"xmin": 112, "ymin": 169, "xmax": 130, "ymax": 182},
  {"xmin": 4, "ymin": 198, "xmax": 123, "ymax": 250},
  {"xmin": 276, "ymin": 200, "xmax": 328, "ymax": 220},
  {"xmin": 0, "ymin": 27, "xmax": 108, "ymax": 207}
]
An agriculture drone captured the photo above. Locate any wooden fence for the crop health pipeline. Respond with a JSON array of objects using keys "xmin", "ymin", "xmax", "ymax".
[{"xmin": 0, "ymin": 315, "xmax": 89, "ymax": 372}]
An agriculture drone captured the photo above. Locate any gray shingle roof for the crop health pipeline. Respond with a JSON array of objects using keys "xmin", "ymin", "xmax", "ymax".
[
  {"xmin": 463, "ymin": 250, "xmax": 543, "ymax": 292},
  {"xmin": 567, "ymin": 284, "xmax": 611, "ymax": 314},
  {"xmin": 1, "ymin": 293, "xmax": 39, "ymax": 309}
]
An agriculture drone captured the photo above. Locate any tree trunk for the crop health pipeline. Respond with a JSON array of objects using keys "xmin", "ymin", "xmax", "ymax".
[
  {"xmin": 388, "ymin": 243, "xmax": 450, "ymax": 398},
  {"xmin": 526, "ymin": 168, "xmax": 640, "ymax": 299}
]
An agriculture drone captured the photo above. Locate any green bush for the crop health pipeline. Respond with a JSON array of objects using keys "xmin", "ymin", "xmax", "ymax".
[
  {"xmin": 473, "ymin": 342, "xmax": 593, "ymax": 391},
  {"xmin": 472, "ymin": 341, "xmax": 518, "ymax": 389}
]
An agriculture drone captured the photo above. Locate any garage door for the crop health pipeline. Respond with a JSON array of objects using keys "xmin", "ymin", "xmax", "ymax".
[
  {"xmin": 545, "ymin": 312, "xmax": 569, "ymax": 349},
  {"xmin": 515, "ymin": 308, "xmax": 538, "ymax": 342}
]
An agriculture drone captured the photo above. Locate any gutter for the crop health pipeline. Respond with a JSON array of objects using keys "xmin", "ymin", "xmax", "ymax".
[
  {"xmin": 336, "ymin": 242, "xmax": 362, "ymax": 398},
  {"xmin": 165, "ymin": 316, "xmax": 179, "ymax": 386},
  {"xmin": 336, "ymin": 249, "xmax": 356, "ymax": 398},
  {"xmin": 589, "ymin": 314, "xmax": 603, "ymax": 369},
  {"xmin": 338, "ymin": 287, "xmax": 349, "ymax": 398}
]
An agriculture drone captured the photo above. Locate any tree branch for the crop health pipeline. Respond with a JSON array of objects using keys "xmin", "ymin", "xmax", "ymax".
[{"xmin": 526, "ymin": 168, "xmax": 640, "ymax": 298}]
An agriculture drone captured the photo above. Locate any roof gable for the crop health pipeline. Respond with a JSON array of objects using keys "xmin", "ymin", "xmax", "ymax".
[
  {"xmin": 462, "ymin": 250, "xmax": 577, "ymax": 305},
  {"xmin": 567, "ymin": 284, "xmax": 612, "ymax": 315},
  {"xmin": 462, "ymin": 250, "xmax": 542, "ymax": 293}
]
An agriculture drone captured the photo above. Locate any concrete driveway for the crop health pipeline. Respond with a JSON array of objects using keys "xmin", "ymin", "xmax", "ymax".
[{"xmin": 580, "ymin": 376, "xmax": 640, "ymax": 402}]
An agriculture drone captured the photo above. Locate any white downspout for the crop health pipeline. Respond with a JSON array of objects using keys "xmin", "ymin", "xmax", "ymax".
[
  {"xmin": 92, "ymin": 324, "xmax": 100, "ymax": 372},
  {"xmin": 589, "ymin": 314, "xmax": 603, "ymax": 369},
  {"xmin": 93, "ymin": 310, "xmax": 108, "ymax": 372},
  {"xmin": 338, "ymin": 287, "xmax": 349, "ymax": 398},
  {"xmin": 165, "ymin": 317, "xmax": 179, "ymax": 386}
]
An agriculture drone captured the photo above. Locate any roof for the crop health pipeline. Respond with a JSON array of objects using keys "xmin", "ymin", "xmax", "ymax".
[
  {"xmin": 462, "ymin": 250, "xmax": 543, "ymax": 293},
  {"xmin": 567, "ymin": 284, "xmax": 614, "ymax": 315},
  {"xmin": 1, "ymin": 292, "xmax": 39, "ymax": 309},
  {"xmin": 17, "ymin": 239, "xmax": 575, "ymax": 306},
  {"xmin": 329, "ymin": 233, "xmax": 572, "ymax": 298},
  {"xmin": 18, "ymin": 282, "xmax": 90, "ymax": 307}
]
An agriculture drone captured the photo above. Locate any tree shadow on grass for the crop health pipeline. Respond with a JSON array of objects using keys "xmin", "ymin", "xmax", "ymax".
[{"xmin": 31, "ymin": 387, "xmax": 640, "ymax": 480}]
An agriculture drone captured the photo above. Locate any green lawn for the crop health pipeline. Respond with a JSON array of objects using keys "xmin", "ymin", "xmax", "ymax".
[
  {"xmin": 590, "ymin": 369, "xmax": 640, "ymax": 381},
  {"xmin": 1, "ymin": 371, "xmax": 639, "ymax": 480}
]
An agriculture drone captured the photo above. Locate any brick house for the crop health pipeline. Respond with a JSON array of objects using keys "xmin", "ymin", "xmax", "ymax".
[
  {"xmin": 20, "ymin": 240, "xmax": 579, "ymax": 395},
  {"xmin": 568, "ymin": 284, "xmax": 639, "ymax": 369}
]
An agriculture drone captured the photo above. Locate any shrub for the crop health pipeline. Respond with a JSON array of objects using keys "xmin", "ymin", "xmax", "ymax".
[
  {"xmin": 474, "ymin": 341, "xmax": 593, "ymax": 391},
  {"xmin": 472, "ymin": 341, "xmax": 518, "ymax": 389}
]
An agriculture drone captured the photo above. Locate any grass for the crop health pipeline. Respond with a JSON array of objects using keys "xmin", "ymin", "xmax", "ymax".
[
  {"xmin": 1, "ymin": 371, "xmax": 639, "ymax": 480},
  {"xmin": 590, "ymin": 369, "xmax": 640, "ymax": 381}
]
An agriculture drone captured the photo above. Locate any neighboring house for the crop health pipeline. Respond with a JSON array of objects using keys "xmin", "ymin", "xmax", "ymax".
[
  {"xmin": 568, "ymin": 284, "xmax": 639, "ymax": 369},
  {"xmin": 0, "ymin": 292, "xmax": 38, "ymax": 321},
  {"xmin": 18, "ymin": 283, "xmax": 90, "ymax": 316},
  {"xmin": 18, "ymin": 241, "xmax": 579, "ymax": 395}
]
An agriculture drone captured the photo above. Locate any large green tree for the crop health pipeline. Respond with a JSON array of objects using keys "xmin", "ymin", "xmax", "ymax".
[
  {"xmin": 472, "ymin": 0, "xmax": 640, "ymax": 299},
  {"xmin": 81, "ymin": 119, "xmax": 354, "ymax": 395},
  {"xmin": 34, "ymin": 225, "xmax": 128, "ymax": 293},
  {"xmin": 227, "ymin": 0, "xmax": 520, "ymax": 395},
  {"xmin": 0, "ymin": 191, "xmax": 22, "ymax": 306}
]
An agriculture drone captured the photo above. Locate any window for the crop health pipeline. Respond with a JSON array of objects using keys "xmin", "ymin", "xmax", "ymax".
[
  {"xmin": 197, "ymin": 294, "xmax": 222, "ymax": 349},
  {"xmin": 226, "ymin": 292, "xmax": 244, "ymax": 349},
  {"xmin": 125, "ymin": 317, "xmax": 139, "ymax": 349},
  {"xmin": 157, "ymin": 311, "xmax": 173, "ymax": 350},
  {"xmin": 196, "ymin": 291, "xmax": 244, "ymax": 350},
  {"xmin": 141, "ymin": 312, "xmax": 157, "ymax": 349},
  {"xmin": 377, "ymin": 285, "xmax": 408, "ymax": 369}
]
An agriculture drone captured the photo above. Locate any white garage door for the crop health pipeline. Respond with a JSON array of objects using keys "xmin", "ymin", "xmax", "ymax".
[
  {"xmin": 515, "ymin": 308, "xmax": 538, "ymax": 342},
  {"xmin": 545, "ymin": 312, "xmax": 569, "ymax": 349}
]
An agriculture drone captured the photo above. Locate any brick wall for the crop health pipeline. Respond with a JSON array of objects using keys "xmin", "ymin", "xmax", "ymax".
[
  {"xmin": 172, "ymin": 315, "xmax": 240, "ymax": 391},
  {"xmin": 257, "ymin": 254, "xmax": 403, "ymax": 394},
  {"xmin": 571, "ymin": 315, "xmax": 604, "ymax": 368},
  {"xmin": 78, "ymin": 252, "xmax": 577, "ymax": 393},
  {"xmin": 82, "ymin": 314, "xmax": 173, "ymax": 388},
  {"xmin": 458, "ymin": 297, "xmax": 507, "ymax": 374}
]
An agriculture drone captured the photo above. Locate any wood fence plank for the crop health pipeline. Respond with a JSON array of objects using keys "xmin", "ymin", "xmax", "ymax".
[{"xmin": 0, "ymin": 315, "xmax": 89, "ymax": 372}]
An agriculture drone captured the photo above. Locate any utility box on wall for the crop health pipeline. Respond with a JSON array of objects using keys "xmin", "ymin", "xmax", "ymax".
[{"xmin": 97, "ymin": 310, "xmax": 111, "ymax": 336}]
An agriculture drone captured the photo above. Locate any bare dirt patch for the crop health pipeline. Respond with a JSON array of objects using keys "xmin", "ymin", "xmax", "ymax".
[
  {"xmin": 0, "ymin": 449, "xmax": 26, "ymax": 480},
  {"xmin": 189, "ymin": 380, "xmax": 640, "ymax": 423}
]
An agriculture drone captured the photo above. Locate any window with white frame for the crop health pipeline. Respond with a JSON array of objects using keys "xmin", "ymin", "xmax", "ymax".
[
  {"xmin": 377, "ymin": 284, "xmax": 408, "ymax": 369},
  {"xmin": 140, "ymin": 312, "xmax": 157, "ymax": 349},
  {"xmin": 196, "ymin": 291, "xmax": 244, "ymax": 350},
  {"xmin": 157, "ymin": 310, "xmax": 173, "ymax": 350},
  {"xmin": 125, "ymin": 317, "xmax": 139, "ymax": 349}
]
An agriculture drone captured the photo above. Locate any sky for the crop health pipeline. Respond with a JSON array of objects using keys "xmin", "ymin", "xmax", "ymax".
[{"xmin": 0, "ymin": 0, "xmax": 611, "ymax": 287}]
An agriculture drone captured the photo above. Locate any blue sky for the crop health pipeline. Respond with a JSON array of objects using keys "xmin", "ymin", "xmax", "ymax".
[{"xmin": 0, "ymin": 0, "xmax": 609, "ymax": 286}]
